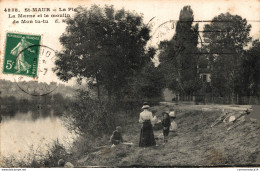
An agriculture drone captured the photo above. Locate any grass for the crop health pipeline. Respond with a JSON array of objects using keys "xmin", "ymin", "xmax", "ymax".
[
  {"xmin": 72, "ymin": 103, "xmax": 260, "ymax": 167},
  {"xmin": 1, "ymin": 140, "xmax": 70, "ymax": 168},
  {"xmin": 2, "ymin": 103, "xmax": 259, "ymax": 167}
]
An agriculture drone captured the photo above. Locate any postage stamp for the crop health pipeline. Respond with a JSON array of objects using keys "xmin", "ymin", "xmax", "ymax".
[{"xmin": 2, "ymin": 32, "xmax": 41, "ymax": 77}]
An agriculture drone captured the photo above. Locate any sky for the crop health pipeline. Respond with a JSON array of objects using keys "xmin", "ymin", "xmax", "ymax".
[{"xmin": 0, "ymin": 0, "xmax": 259, "ymax": 85}]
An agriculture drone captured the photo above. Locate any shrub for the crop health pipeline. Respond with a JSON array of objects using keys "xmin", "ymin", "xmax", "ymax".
[
  {"xmin": 1, "ymin": 140, "xmax": 69, "ymax": 168},
  {"xmin": 63, "ymin": 89, "xmax": 117, "ymax": 137}
]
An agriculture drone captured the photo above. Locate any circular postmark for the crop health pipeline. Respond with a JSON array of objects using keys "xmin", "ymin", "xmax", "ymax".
[{"xmin": 13, "ymin": 44, "xmax": 58, "ymax": 96}]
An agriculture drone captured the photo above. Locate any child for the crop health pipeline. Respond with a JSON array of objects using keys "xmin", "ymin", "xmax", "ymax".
[
  {"xmin": 169, "ymin": 111, "xmax": 178, "ymax": 132},
  {"xmin": 110, "ymin": 126, "xmax": 123, "ymax": 145},
  {"xmin": 162, "ymin": 112, "xmax": 171, "ymax": 143},
  {"xmin": 151, "ymin": 110, "xmax": 158, "ymax": 126}
]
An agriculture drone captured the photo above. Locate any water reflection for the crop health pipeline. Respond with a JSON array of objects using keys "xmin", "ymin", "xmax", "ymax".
[{"xmin": 0, "ymin": 109, "xmax": 76, "ymax": 158}]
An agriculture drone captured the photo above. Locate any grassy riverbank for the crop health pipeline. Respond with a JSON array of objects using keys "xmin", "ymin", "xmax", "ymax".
[
  {"xmin": 1, "ymin": 103, "xmax": 259, "ymax": 167},
  {"xmin": 72, "ymin": 103, "xmax": 259, "ymax": 167}
]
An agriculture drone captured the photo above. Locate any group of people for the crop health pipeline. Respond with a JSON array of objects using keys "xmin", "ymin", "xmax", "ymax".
[{"xmin": 110, "ymin": 102, "xmax": 177, "ymax": 147}]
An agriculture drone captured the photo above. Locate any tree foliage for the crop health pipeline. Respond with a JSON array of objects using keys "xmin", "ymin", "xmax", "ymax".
[
  {"xmin": 241, "ymin": 40, "xmax": 260, "ymax": 97},
  {"xmin": 54, "ymin": 5, "xmax": 164, "ymax": 136},
  {"xmin": 129, "ymin": 61, "xmax": 165, "ymax": 102},
  {"xmin": 54, "ymin": 5, "xmax": 153, "ymax": 101},
  {"xmin": 203, "ymin": 13, "xmax": 252, "ymax": 98},
  {"xmin": 64, "ymin": 89, "xmax": 114, "ymax": 136},
  {"xmin": 158, "ymin": 6, "xmax": 200, "ymax": 95}
]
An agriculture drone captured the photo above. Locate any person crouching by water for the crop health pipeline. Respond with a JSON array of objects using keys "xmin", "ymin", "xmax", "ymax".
[
  {"xmin": 139, "ymin": 103, "xmax": 156, "ymax": 147},
  {"xmin": 162, "ymin": 112, "xmax": 171, "ymax": 143},
  {"xmin": 110, "ymin": 126, "xmax": 123, "ymax": 146}
]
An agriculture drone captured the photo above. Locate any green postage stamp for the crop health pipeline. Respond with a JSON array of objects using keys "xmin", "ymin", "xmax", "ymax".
[{"xmin": 2, "ymin": 32, "xmax": 41, "ymax": 77}]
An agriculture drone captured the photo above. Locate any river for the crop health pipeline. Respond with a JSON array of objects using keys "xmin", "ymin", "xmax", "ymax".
[{"xmin": 0, "ymin": 109, "xmax": 76, "ymax": 159}]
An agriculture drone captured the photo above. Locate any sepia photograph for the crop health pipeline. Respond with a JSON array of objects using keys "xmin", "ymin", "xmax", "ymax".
[{"xmin": 0, "ymin": 0, "xmax": 259, "ymax": 168}]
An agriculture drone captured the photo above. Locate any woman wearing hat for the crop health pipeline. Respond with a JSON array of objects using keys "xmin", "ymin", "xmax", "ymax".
[{"xmin": 139, "ymin": 103, "xmax": 156, "ymax": 147}]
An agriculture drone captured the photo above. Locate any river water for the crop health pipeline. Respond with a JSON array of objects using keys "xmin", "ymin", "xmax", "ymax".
[{"xmin": 0, "ymin": 109, "xmax": 76, "ymax": 159}]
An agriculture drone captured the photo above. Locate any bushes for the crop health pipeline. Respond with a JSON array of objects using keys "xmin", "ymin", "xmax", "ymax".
[
  {"xmin": 42, "ymin": 140, "xmax": 70, "ymax": 167},
  {"xmin": 63, "ymin": 89, "xmax": 117, "ymax": 137},
  {"xmin": 1, "ymin": 140, "xmax": 69, "ymax": 168},
  {"xmin": 63, "ymin": 88, "xmax": 145, "ymax": 137}
]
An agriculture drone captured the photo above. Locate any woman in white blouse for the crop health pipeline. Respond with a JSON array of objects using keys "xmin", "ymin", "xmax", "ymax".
[{"xmin": 139, "ymin": 103, "xmax": 156, "ymax": 147}]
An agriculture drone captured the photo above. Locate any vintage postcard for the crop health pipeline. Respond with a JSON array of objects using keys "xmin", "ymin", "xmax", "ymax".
[{"xmin": 0, "ymin": 0, "xmax": 259, "ymax": 168}]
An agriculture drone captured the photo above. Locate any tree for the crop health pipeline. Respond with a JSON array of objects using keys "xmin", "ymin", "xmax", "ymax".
[
  {"xmin": 241, "ymin": 39, "xmax": 260, "ymax": 97},
  {"xmin": 158, "ymin": 6, "xmax": 200, "ymax": 96},
  {"xmin": 128, "ymin": 61, "xmax": 165, "ymax": 102},
  {"xmin": 203, "ymin": 13, "xmax": 252, "ymax": 102},
  {"xmin": 54, "ymin": 5, "xmax": 153, "ymax": 102}
]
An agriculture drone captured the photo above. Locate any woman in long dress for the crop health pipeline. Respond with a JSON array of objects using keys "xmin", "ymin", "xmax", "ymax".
[
  {"xmin": 139, "ymin": 104, "xmax": 156, "ymax": 147},
  {"xmin": 11, "ymin": 37, "xmax": 35, "ymax": 73}
]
